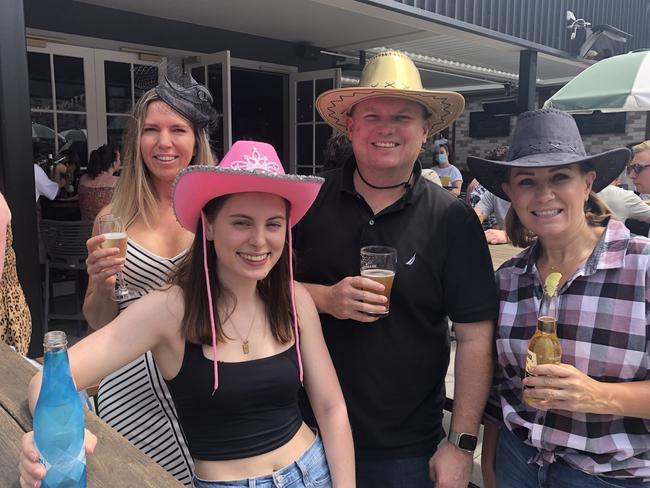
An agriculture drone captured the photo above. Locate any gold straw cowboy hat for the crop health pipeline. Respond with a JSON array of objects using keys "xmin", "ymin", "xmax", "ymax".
[{"xmin": 316, "ymin": 50, "xmax": 465, "ymax": 137}]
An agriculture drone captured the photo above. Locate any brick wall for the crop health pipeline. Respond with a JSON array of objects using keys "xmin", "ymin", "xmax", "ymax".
[
  {"xmin": 581, "ymin": 111, "xmax": 647, "ymax": 153},
  {"xmin": 447, "ymin": 95, "xmax": 647, "ymax": 180},
  {"xmin": 451, "ymin": 98, "xmax": 514, "ymax": 172}
]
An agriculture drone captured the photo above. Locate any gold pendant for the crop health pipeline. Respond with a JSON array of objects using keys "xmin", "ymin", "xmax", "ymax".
[{"xmin": 242, "ymin": 340, "xmax": 250, "ymax": 354}]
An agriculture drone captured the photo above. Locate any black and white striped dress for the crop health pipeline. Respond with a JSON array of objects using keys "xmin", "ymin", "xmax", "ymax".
[{"xmin": 96, "ymin": 239, "xmax": 194, "ymax": 486}]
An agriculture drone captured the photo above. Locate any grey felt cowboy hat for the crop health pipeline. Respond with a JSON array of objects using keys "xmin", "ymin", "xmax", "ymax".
[{"xmin": 467, "ymin": 108, "xmax": 631, "ymax": 201}]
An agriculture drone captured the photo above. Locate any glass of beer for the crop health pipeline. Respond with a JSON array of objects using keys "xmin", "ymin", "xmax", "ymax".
[
  {"xmin": 360, "ymin": 246, "xmax": 397, "ymax": 317},
  {"xmin": 98, "ymin": 214, "xmax": 132, "ymax": 301}
]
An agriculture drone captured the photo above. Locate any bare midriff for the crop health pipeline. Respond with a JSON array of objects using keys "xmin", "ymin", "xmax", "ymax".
[{"xmin": 194, "ymin": 422, "xmax": 316, "ymax": 481}]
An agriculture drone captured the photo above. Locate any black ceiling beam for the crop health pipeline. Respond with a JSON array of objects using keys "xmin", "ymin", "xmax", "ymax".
[{"xmin": 517, "ymin": 50, "xmax": 538, "ymax": 113}]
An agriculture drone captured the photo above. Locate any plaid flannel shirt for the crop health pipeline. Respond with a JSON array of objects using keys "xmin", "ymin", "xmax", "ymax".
[{"xmin": 486, "ymin": 218, "xmax": 650, "ymax": 479}]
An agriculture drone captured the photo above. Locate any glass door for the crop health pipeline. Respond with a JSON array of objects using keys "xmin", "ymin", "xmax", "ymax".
[
  {"xmin": 27, "ymin": 44, "xmax": 162, "ymax": 164},
  {"xmin": 289, "ymin": 69, "xmax": 340, "ymax": 175},
  {"xmin": 27, "ymin": 44, "xmax": 97, "ymax": 166},
  {"xmin": 186, "ymin": 51, "xmax": 231, "ymax": 159},
  {"xmin": 94, "ymin": 49, "xmax": 161, "ymax": 151}
]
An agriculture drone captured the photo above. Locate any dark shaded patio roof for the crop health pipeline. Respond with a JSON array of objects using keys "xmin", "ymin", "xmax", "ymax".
[{"xmin": 29, "ymin": 0, "xmax": 592, "ymax": 91}]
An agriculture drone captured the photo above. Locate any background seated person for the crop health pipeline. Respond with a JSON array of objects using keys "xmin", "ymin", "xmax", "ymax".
[
  {"xmin": 629, "ymin": 139, "xmax": 650, "ymax": 199},
  {"xmin": 432, "ymin": 142, "xmax": 462, "ymax": 195},
  {"xmin": 53, "ymin": 150, "xmax": 81, "ymax": 198},
  {"xmin": 597, "ymin": 176, "xmax": 650, "ymax": 237},
  {"xmin": 469, "ymin": 182, "xmax": 497, "ymax": 229},
  {"xmin": 33, "ymin": 163, "xmax": 61, "ymax": 202},
  {"xmin": 474, "ymin": 189, "xmax": 511, "ymax": 244},
  {"xmin": 470, "ymin": 145, "xmax": 511, "ymax": 244},
  {"xmin": 78, "ymin": 145, "xmax": 120, "ymax": 221}
]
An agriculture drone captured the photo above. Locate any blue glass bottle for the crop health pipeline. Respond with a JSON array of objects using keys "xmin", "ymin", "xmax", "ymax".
[{"xmin": 33, "ymin": 331, "xmax": 86, "ymax": 487}]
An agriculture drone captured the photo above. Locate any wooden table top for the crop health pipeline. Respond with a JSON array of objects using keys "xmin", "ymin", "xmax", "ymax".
[
  {"xmin": 0, "ymin": 342, "xmax": 181, "ymax": 487},
  {"xmin": 489, "ymin": 243, "xmax": 522, "ymax": 271}
]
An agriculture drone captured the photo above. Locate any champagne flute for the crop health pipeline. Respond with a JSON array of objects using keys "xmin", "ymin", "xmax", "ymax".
[{"xmin": 98, "ymin": 214, "xmax": 132, "ymax": 301}]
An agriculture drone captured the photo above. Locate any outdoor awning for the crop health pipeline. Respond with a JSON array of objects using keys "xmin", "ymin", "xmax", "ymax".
[{"xmin": 76, "ymin": 0, "xmax": 591, "ymax": 92}]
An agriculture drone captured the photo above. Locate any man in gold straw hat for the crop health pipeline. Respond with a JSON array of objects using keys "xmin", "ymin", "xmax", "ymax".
[{"xmin": 294, "ymin": 50, "xmax": 498, "ymax": 487}]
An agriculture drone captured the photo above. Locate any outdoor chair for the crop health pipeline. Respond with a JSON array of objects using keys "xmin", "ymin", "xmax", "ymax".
[{"xmin": 40, "ymin": 219, "xmax": 93, "ymax": 335}]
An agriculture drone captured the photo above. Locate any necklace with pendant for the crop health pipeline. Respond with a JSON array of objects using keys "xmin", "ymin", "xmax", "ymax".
[{"xmin": 228, "ymin": 306, "xmax": 257, "ymax": 354}]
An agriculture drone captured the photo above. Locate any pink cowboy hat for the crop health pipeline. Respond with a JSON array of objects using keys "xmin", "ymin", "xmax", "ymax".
[{"xmin": 173, "ymin": 140, "xmax": 323, "ymax": 232}]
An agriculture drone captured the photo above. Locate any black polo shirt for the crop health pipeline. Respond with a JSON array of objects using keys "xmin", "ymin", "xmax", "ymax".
[{"xmin": 293, "ymin": 157, "xmax": 498, "ymax": 459}]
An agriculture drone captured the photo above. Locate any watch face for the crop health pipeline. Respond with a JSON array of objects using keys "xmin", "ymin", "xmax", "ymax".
[{"xmin": 458, "ymin": 434, "xmax": 478, "ymax": 451}]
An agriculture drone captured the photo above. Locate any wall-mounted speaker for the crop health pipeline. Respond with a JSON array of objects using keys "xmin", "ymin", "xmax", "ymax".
[{"xmin": 481, "ymin": 97, "xmax": 519, "ymax": 116}]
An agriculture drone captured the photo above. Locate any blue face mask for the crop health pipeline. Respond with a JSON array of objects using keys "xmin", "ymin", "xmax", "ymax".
[{"xmin": 436, "ymin": 154, "xmax": 447, "ymax": 164}]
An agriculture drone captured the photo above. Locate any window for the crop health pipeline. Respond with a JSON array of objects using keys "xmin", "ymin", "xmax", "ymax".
[
  {"xmin": 28, "ymin": 52, "xmax": 89, "ymax": 164},
  {"xmin": 290, "ymin": 71, "xmax": 339, "ymax": 175},
  {"xmin": 104, "ymin": 61, "xmax": 159, "ymax": 149}
]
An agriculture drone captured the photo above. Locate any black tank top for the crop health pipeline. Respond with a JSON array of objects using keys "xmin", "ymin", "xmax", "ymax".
[{"xmin": 165, "ymin": 342, "xmax": 303, "ymax": 460}]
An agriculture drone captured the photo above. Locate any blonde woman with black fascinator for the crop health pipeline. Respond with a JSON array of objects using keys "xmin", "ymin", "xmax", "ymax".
[{"xmin": 79, "ymin": 73, "xmax": 217, "ymax": 485}]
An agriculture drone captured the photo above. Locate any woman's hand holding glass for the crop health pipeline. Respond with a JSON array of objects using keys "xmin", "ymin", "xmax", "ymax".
[
  {"xmin": 95, "ymin": 214, "xmax": 132, "ymax": 301},
  {"xmin": 85, "ymin": 234, "xmax": 123, "ymax": 293},
  {"xmin": 86, "ymin": 214, "xmax": 130, "ymax": 300}
]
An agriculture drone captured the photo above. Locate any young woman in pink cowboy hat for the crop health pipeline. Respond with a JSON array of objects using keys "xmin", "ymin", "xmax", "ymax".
[{"xmin": 20, "ymin": 141, "xmax": 355, "ymax": 488}]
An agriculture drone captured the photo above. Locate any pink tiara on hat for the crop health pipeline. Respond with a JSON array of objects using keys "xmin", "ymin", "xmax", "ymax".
[
  {"xmin": 228, "ymin": 147, "xmax": 283, "ymax": 173},
  {"xmin": 173, "ymin": 141, "xmax": 323, "ymax": 233}
]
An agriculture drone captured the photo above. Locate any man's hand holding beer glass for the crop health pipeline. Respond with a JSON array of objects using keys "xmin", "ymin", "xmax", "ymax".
[
  {"xmin": 325, "ymin": 275, "xmax": 388, "ymax": 322},
  {"xmin": 305, "ymin": 245, "xmax": 397, "ymax": 322}
]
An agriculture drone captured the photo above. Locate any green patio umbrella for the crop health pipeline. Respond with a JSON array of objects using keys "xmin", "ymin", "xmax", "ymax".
[{"xmin": 544, "ymin": 50, "xmax": 650, "ymax": 113}]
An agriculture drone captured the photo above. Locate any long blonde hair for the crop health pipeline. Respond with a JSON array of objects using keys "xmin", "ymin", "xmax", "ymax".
[{"xmin": 111, "ymin": 89, "xmax": 215, "ymax": 228}]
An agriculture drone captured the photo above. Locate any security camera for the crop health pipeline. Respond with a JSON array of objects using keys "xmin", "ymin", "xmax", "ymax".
[{"xmin": 579, "ymin": 24, "xmax": 630, "ymax": 61}]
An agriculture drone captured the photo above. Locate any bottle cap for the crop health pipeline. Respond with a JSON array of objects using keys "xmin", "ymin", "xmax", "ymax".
[{"xmin": 43, "ymin": 330, "xmax": 67, "ymax": 348}]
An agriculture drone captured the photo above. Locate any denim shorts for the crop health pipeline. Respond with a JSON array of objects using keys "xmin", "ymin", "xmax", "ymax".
[{"xmin": 192, "ymin": 433, "xmax": 331, "ymax": 488}]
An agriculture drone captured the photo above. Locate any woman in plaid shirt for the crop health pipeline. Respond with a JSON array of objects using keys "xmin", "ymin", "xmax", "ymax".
[{"xmin": 468, "ymin": 109, "xmax": 650, "ymax": 488}]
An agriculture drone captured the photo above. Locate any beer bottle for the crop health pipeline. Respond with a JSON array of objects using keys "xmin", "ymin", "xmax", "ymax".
[
  {"xmin": 523, "ymin": 272, "xmax": 562, "ymax": 405},
  {"xmin": 33, "ymin": 331, "xmax": 87, "ymax": 487}
]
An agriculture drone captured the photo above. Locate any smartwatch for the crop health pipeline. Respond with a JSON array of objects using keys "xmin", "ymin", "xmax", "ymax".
[{"xmin": 448, "ymin": 431, "xmax": 478, "ymax": 452}]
